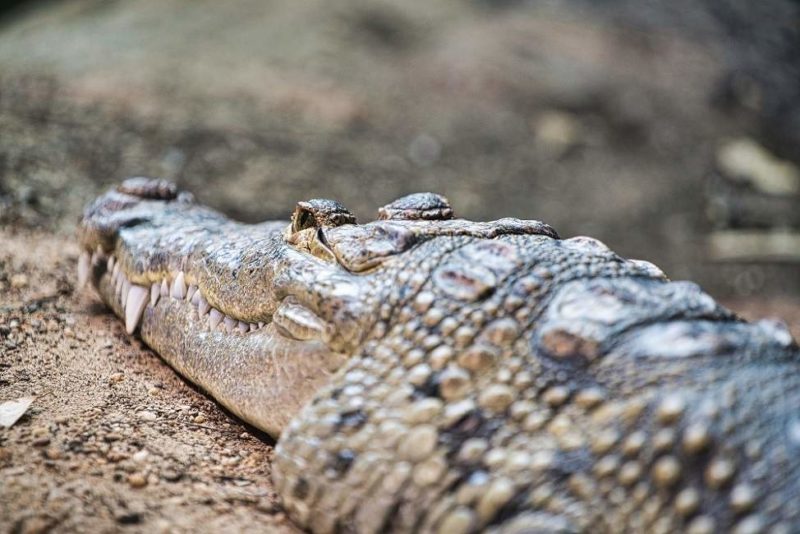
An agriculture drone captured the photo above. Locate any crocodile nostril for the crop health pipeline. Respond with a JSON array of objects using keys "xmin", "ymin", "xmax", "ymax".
[
  {"xmin": 117, "ymin": 177, "xmax": 180, "ymax": 201},
  {"xmin": 378, "ymin": 192, "xmax": 454, "ymax": 221}
]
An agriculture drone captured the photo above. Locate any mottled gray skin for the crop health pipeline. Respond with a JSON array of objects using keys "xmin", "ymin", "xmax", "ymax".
[{"xmin": 79, "ymin": 178, "xmax": 800, "ymax": 533}]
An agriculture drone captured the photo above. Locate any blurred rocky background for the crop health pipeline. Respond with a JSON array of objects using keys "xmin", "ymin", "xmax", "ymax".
[{"xmin": 1, "ymin": 0, "xmax": 798, "ymax": 297}]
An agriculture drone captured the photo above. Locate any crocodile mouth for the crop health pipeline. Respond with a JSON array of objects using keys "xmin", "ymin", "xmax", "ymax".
[{"xmin": 78, "ymin": 248, "xmax": 327, "ymax": 343}]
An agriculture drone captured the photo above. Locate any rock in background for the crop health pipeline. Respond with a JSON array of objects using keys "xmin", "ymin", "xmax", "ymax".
[{"xmin": 1, "ymin": 0, "xmax": 798, "ymax": 296}]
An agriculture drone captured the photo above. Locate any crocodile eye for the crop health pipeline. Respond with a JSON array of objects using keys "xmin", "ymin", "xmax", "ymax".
[
  {"xmin": 288, "ymin": 199, "xmax": 358, "ymax": 262},
  {"xmin": 291, "ymin": 199, "xmax": 356, "ymax": 234},
  {"xmin": 294, "ymin": 209, "xmax": 317, "ymax": 233}
]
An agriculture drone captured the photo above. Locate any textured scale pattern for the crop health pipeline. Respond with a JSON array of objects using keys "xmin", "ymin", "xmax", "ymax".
[
  {"xmin": 274, "ymin": 238, "xmax": 799, "ymax": 533},
  {"xmin": 78, "ymin": 178, "xmax": 800, "ymax": 533}
]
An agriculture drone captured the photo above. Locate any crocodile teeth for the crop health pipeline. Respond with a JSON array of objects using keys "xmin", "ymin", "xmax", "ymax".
[
  {"xmin": 121, "ymin": 279, "xmax": 131, "ymax": 308},
  {"xmin": 107, "ymin": 256, "xmax": 115, "ymax": 272},
  {"xmin": 150, "ymin": 283, "xmax": 160, "ymax": 307},
  {"xmin": 171, "ymin": 271, "xmax": 187, "ymax": 299},
  {"xmin": 186, "ymin": 284, "xmax": 197, "ymax": 303},
  {"xmin": 198, "ymin": 296, "xmax": 210, "ymax": 316},
  {"xmin": 189, "ymin": 286, "xmax": 200, "ymax": 305},
  {"xmin": 125, "ymin": 284, "xmax": 149, "ymax": 334},
  {"xmin": 78, "ymin": 252, "xmax": 91, "ymax": 288},
  {"xmin": 160, "ymin": 279, "xmax": 169, "ymax": 297},
  {"xmin": 249, "ymin": 323, "xmax": 258, "ymax": 332},
  {"xmin": 209, "ymin": 309, "xmax": 224, "ymax": 330},
  {"xmin": 223, "ymin": 316, "xmax": 236, "ymax": 333},
  {"xmin": 238, "ymin": 321, "xmax": 249, "ymax": 334},
  {"xmin": 112, "ymin": 261, "xmax": 120, "ymax": 280}
]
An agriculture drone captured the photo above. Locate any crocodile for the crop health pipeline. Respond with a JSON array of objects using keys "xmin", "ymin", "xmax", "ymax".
[{"xmin": 77, "ymin": 177, "xmax": 800, "ymax": 533}]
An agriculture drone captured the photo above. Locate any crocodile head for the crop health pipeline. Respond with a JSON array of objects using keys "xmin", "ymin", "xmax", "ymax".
[
  {"xmin": 79, "ymin": 178, "xmax": 800, "ymax": 532},
  {"xmin": 78, "ymin": 178, "xmax": 558, "ymax": 435}
]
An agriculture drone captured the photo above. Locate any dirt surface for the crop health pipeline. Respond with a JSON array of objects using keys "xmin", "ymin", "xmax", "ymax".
[
  {"xmin": 1, "ymin": 226, "xmax": 799, "ymax": 533},
  {"xmin": 0, "ymin": 229, "xmax": 295, "ymax": 533}
]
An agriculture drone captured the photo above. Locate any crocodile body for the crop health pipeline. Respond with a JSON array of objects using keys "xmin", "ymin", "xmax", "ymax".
[{"xmin": 78, "ymin": 178, "xmax": 800, "ymax": 533}]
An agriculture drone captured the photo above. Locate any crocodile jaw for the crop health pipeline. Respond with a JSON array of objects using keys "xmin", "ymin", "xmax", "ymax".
[{"xmin": 81, "ymin": 245, "xmax": 349, "ymax": 438}]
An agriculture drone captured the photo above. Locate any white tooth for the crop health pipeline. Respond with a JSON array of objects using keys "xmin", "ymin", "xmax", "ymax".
[
  {"xmin": 209, "ymin": 309, "xmax": 223, "ymax": 330},
  {"xmin": 107, "ymin": 256, "xmax": 115, "ymax": 272},
  {"xmin": 198, "ymin": 296, "xmax": 210, "ymax": 316},
  {"xmin": 78, "ymin": 252, "xmax": 91, "ymax": 288},
  {"xmin": 186, "ymin": 284, "xmax": 197, "ymax": 302},
  {"xmin": 190, "ymin": 287, "xmax": 201, "ymax": 306},
  {"xmin": 238, "ymin": 321, "xmax": 249, "ymax": 334},
  {"xmin": 249, "ymin": 323, "xmax": 258, "ymax": 332},
  {"xmin": 150, "ymin": 283, "xmax": 160, "ymax": 307},
  {"xmin": 121, "ymin": 279, "xmax": 131, "ymax": 307},
  {"xmin": 90, "ymin": 251, "xmax": 99, "ymax": 266},
  {"xmin": 125, "ymin": 284, "xmax": 149, "ymax": 334},
  {"xmin": 171, "ymin": 272, "xmax": 186, "ymax": 299},
  {"xmin": 112, "ymin": 261, "xmax": 120, "ymax": 279},
  {"xmin": 258, "ymin": 322, "xmax": 265, "ymax": 329},
  {"xmin": 223, "ymin": 316, "xmax": 236, "ymax": 333},
  {"xmin": 160, "ymin": 279, "xmax": 169, "ymax": 297}
]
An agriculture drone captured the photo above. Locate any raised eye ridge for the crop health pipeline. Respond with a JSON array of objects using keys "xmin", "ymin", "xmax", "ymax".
[{"xmin": 378, "ymin": 192, "xmax": 454, "ymax": 221}]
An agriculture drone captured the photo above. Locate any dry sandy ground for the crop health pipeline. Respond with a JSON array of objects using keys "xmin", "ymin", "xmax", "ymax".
[
  {"xmin": 0, "ymin": 229, "xmax": 295, "ymax": 533},
  {"xmin": 1, "ymin": 227, "xmax": 799, "ymax": 533}
]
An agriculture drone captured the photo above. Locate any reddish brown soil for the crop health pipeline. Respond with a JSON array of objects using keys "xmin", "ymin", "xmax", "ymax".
[{"xmin": 0, "ymin": 229, "xmax": 296, "ymax": 533}]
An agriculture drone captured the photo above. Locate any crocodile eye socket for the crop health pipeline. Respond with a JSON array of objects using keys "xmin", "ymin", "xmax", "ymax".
[
  {"xmin": 291, "ymin": 199, "xmax": 357, "ymax": 234},
  {"xmin": 287, "ymin": 199, "xmax": 420, "ymax": 271},
  {"xmin": 309, "ymin": 228, "xmax": 337, "ymax": 263},
  {"xmin": 315, "ymin": 227, "xmax": 329, "ymax": 247},
  {"xmin": 293, "ymin": 227, "xmax": 336, "ymax": 263},
  {"xmin": 322, "ymin": 222, "xmax": 419, "ymax": 272}
]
